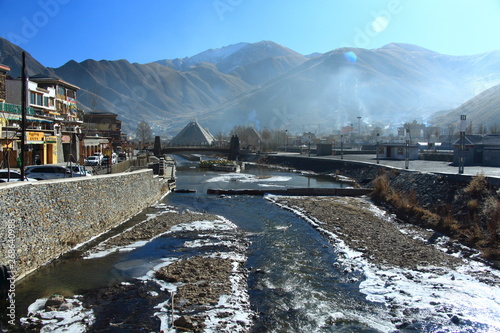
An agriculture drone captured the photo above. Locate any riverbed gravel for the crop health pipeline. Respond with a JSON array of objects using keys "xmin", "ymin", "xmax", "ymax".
[{"xmin": 271, "ymin": 196, "xmax": 466, "ymax": 270}]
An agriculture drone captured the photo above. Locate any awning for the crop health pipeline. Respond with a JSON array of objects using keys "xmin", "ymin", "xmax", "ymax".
[{"xmin": 0, "ymin": 112, "xmax": 53, "ymax": 123}]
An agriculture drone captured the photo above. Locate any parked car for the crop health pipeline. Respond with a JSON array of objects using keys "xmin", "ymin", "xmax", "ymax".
[
  {"xmin": 84, "ymin": 156, "xmax": 101, "ymax": 166},
  {"xmin": 92, "ymin": 152, "xmax": 104, "ymax": 163},
  {"xmin": 101, "ymin": 155, "xmax": 111, "ymax": 165},
  {"xmin": 68, "ymin": 165, "xmax": 92, "ymax": 177},
  {"xmin": 25, "ymin": 165, "xmax": 73, "ymax": 180},
  {"xmin": 0, "ymin": 169, "xmax": 38, "ymax": 182}
]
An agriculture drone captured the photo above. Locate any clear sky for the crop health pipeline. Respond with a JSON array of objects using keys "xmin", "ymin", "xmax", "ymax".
[{"xmin": 1, "ymin": 0, "xmax": 499, "ymax": 68}]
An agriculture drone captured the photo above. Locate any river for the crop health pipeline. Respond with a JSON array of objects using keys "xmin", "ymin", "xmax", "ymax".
[{"xmin": 4, "ymin": 156, "xmax": 500, "ymax": 332}]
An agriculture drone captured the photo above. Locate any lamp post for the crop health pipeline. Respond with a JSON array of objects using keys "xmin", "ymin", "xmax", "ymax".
[
  {"xmin": 340, "ymin": 134, "xmax": 344, "ymax": 160},
  {"xmin": 357, "ymin": 116, "xmax": 361, "ymax": 150},
  {"xmin": 285, "ymin": 129, "xmax": 288, "ymax": 152},
  {"xmin": 76, "ymin": 127, "xmax": 86, "ymax": 166},
  {"xmin": 459, "ymin": 115, "xmax": 466, "ymax": 174},
  {"xmin": 405, "ymin": 128, "xmax": 410, "ymax": 170}
]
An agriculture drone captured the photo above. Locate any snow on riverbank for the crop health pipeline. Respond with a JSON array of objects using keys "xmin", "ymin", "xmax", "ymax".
[{"xmin": 269, "ymin": 195, "xmax": 500, "ymax": 332}]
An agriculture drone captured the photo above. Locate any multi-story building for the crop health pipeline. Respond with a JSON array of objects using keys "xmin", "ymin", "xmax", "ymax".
[
  {"xmin": 2, "ymin": 73, "xmax": 85, "ymax": 166},
  {"xmin": 0, "ymin": 64, "xmax": 8, "ymax": 102},
  {"xmin": 82, "ymin": 110, "xmax": 124, "ymax": 157}
]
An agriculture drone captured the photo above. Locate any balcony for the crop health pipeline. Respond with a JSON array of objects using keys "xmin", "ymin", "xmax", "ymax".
[{"xmin": 0, "ymin": 102, "xmax": 36, "ymax": 115}]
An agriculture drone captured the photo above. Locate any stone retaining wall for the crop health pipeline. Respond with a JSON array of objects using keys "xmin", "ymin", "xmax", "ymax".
[
  {"xmin": 261, "ymin": 155, "xmax": 499, "ymax": 212},
  {"xmin": 0, "ymin": 169, "xmax": 169, "ymax": 280}
]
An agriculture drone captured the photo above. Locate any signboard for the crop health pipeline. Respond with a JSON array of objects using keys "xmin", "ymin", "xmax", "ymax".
[
  {"xmin": 26, "ymin": 131, "xmax": 45, "ymax": 144},
  {"xmin": 45, "ymin": 136, "xmax": 57, "ymax": 143},
  {"xmin": 62, "ymin": 135, "xmax": 71, "ymax": 143}
]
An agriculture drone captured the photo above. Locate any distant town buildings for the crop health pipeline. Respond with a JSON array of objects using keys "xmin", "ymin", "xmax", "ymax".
[{"xmin": 452, "ymin": 135, "xmax": 500, "ymax": 167}]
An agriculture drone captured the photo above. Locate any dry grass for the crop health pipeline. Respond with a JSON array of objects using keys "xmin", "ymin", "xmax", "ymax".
[{"xmin": 370, "ymin": 172, "xmax": 499, "ymax": 261}]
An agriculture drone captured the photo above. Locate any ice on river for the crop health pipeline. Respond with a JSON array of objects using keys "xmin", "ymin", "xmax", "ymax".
[{"xmin": 206, "ymin": 172, "xmax": 292, "ymax": 184}]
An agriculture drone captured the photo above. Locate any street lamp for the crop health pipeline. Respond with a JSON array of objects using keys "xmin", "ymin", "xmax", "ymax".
[
  {"xmin": 405, "ymin": 128, "xmax": 410, "ymax": 170},
  {"xmin": 285, "ymin": 129, "xmax": 288, "ymax": 152},
  {"xmin": 340, "ymin": 134, "xmax": 344, "ymax": 160},
  {"xmin": 459, "ymin": 115, "xmax": 466, "ymax": 174},
  {"xmin": 76, "ymin": 127, "xmax": 86, "ymax": 165},
  {"xmin": 357, "ymin": 116, "xmax": 361, "ymax": 150}
]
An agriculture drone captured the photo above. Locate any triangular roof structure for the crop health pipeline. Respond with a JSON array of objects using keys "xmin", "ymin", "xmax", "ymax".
[{"xmin": 170, "ymin": 121, "xmax": 215, "ymax": 146}]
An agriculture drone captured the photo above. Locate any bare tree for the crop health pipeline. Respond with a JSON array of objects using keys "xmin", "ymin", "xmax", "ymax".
[
  {"xmin": 490, "ymin": 124, "xmax": 500, "ymax": 135},
  {"xmin": 136, "ymin": 121, "xmax": 152, "ymax": 146}
]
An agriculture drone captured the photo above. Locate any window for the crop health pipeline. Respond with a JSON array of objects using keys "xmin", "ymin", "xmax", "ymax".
[{"xmin": 30, "ymin": 92, "xmax": 43, "ymax": 106}]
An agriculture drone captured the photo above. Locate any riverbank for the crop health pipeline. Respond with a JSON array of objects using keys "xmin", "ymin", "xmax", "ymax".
[
  {"xmin": 269, "ymin": 195, "xmax": 500, "ymax": 330},
  {"xmin": 271, "ymin": 196, "xmax": 466, "ymax": 270},
  {"xmin": 20, "ymin": 209, "xmax": 253, "ymax": 333},
  {"xmin": 257, "ymin": 154, "xmax": 500, "ymax": 264}
]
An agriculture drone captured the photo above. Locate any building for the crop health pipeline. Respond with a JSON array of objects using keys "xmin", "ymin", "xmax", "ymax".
[
  {"xmin": 170, "ymin": 121, "xmax": 215, "ymax": 146},
  {"xmin": 0, "ymin": 64, "xmax": 8, "ymax": 102},
  {"xmin": 1, "ymin": 72, "xmax": 83, "ymax": 166},
  {"xmin": 379, "ymin": 143, "xmax": 419, "ymax": 160},
  {"xmin": 82, "ymin": 110, "xmax": 124, "ymax": 159},
  {"xmin": 453, "ymin": 135, "xmax": 500, "ymax": 167}
]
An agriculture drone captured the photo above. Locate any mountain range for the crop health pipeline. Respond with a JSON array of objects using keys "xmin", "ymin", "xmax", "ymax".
[{"xmin": 1, "ymin": 37, "xmax": 499, "ymax": 137}]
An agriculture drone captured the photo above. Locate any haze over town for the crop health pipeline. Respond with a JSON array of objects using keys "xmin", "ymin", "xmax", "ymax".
[{"xmin": 1, "ymin": 0, "xmax": 500, "ymax": 138}]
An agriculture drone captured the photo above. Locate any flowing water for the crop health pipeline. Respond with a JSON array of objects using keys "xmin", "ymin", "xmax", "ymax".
[{"xmin": 5, "ymin": 156, "xmax": 500, "ymax": 332}]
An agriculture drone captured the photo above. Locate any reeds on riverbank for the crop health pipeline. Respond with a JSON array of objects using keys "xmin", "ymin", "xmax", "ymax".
[{"xmin": 371, "ymin": 172, "xmax": 499, "ymax": 262}]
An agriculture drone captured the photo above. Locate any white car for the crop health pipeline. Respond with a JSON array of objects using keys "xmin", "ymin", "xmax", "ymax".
[
  {"xmin": 25, "ymin": 165, "xmax": 73, "ymax": 180},
  {"xmin": 0, "ymin": 169, "xmax": 38, "ymax": 182},
  {"xmin": 84, "ymin": 156, "xmax": 101, "ymax": 166}
]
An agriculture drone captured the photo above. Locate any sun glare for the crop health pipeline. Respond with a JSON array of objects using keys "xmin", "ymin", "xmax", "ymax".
[{"xmin": 371, "ymin": 16, "xmax": 389, "ymax": 33}]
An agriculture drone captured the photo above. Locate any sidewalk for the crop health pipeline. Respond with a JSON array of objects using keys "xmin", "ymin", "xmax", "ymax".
[{"xmin": 275, "ymin": 152, "xmax": 500, "ymax": 179}]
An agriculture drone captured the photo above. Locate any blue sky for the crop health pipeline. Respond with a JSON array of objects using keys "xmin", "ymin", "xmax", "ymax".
[{"xmin": 1, "ymin": 0, "xmax": 500, "ymax": 68}]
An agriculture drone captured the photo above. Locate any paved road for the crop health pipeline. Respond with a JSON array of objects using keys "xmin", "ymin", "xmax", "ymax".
[{"xmin": 275, "ymin": 152, "xmax": 500, "ymax": 180}]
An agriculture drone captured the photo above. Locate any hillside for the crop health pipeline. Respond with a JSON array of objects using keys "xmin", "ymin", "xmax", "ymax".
[
  {"xmin": 1, "ymin": 37, "xmax": 499, "ymax": 137},
  {"xmin": 430, "ymin": 83, "xmax": 500, "ymax": 132},
  {"xmin": 199, "ymin": 43, "xmax": 500, "ymax": 133}
]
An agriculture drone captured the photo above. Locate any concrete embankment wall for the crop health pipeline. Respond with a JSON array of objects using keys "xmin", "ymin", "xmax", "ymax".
[
  {"xmin": 261, "ymin": 155, "xmax": 498, "ymax": 211},
  {"xmin": 0, "ymin": 170, "xmax": 169, "ymax": 280}
]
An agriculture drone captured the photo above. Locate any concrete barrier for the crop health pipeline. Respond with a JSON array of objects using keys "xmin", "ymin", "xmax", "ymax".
[{"xmin": 0, "ymin": 169, "xmax": 169, "ymax": 280}]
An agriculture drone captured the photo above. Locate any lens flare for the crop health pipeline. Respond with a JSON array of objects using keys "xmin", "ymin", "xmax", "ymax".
[
  {"xmin": 371, "ymin": 16, "xmax": 389, "ymax": 33},
  {"xmin": 343, "ymin": 51, "xmax": 357, "ymax": 64}
]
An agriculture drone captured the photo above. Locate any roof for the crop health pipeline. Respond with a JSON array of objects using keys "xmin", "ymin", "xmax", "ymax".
[
  {"xmin": 29, "ymin": 74, "xmax": 80, "ymax": 90},
  {"xmin": 0, "ymin": 64, "xmax": 10, "ymax": 73},
  {"xmin": 452, "ymin": 135, "xmax": 500, "ymax": 146},
  {"xmin": 170, "ymin": 121, "xmax": 215, "ymax": 146}
]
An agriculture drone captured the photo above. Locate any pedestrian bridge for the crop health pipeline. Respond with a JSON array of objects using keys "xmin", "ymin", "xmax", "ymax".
[{"xmin": 160, "ymin": 146, "xmax": 230, "ymax": 155}]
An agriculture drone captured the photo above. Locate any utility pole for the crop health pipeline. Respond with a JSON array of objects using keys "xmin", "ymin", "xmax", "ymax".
[
  {"xmin": 20, "ymin": 52, "xmax": 27, "ymax": 180},
  {"xmin": 376, "ymin": 133, "xmax": 380, "ymax": 164}
]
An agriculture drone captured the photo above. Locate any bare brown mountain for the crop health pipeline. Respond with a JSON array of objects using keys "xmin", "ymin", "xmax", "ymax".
[
  {"xmin": 198, "ymin": 43, "xmax": 500, "ymax": 133},
  {"xmin": 1, "ymin": 38, "xmax": 499, "ymax": 137},
  {"xmin": 430, "ymin": 83, "xmax": 500, "ymax": 132}
]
